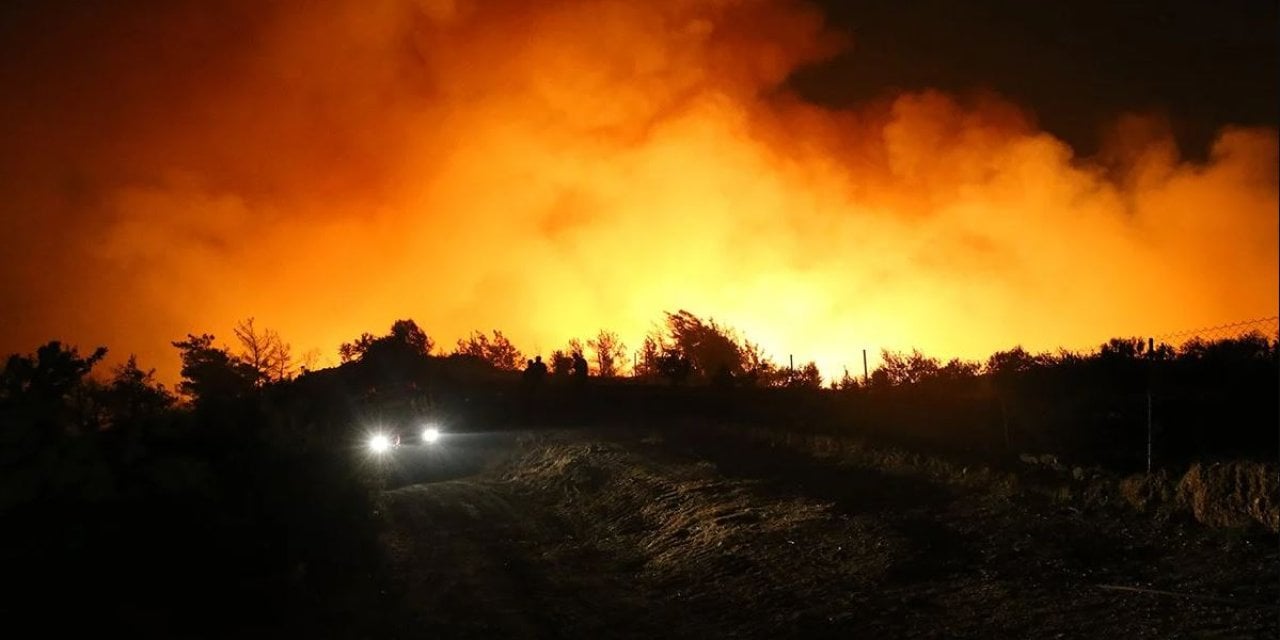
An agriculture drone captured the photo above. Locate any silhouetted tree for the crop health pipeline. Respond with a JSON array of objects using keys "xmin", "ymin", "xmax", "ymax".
[
  {"xmin": 877, "ymin": 349, "xmax": 940, "ymax": 386},
  {"xmin": 1, "ymin": 341, "xmax": 107, "ymax": 433},
  {"xmin": 834, "ymin": 367, "xmax": 862, "ymax": 391},
  {"xmin": 2, "ymin": 341, "xmax": 105, "ymax": 402},
  {"xmin": 338, "ymin": 333, "xmax": 378, "ymax": 364},
  {"xmin": 635, "ymin": 334, "xmax": 668, "ymax": 378},
  {"xmin": 588, "ymin": 330, "xmax": 627, "ymax": 377},
  {"xmin": 171, "ymin": 334, "xmax": 257, "ymax": 408},
  {"xmin": 984, "ymin": 346, "xmax": 1050, "ymax": 378},
  {"xmin": 98, "ymin": 355, "xmax": 174, "ymax": 427},
  {"xmin": 935, "ymin": 358, "xmax": 981, "ymax": 383},
  {"xmin": 1098, "ymin": 337, "xmax": 1146, "ymax": 361},
  {"xmin": 785, "ymin": 361, "xmax": 823, "ymax": 389},
  {"xmin": 550, "ymin": 349, "xmax": 574, "ymax": 377},
  {"xmin": 637, "ymin": 311, "xmax": 790, "ymax": 386},
  {"xmin": 654, "ymin": 347, "xmax": 692, "ymax": 385},
  {"xmin": 1148, "ymin": 342, "xmax": 1177, "ymax": 361},
  {"xmin": 298, "ymin": 348, "xmax": 323, "ymax": 373},
  {"xmin": 389, "ymin": 319, "xmax": 433, "ymax": 355},
  {"xmin": 339, "ymin": 319, "xmax": 433, "ymax": 365},
  {"xmin": 233, "ymin": 317, "xmax": 293, "ymax": 384},
  {"xmin": 738, "ymin": 340, "xmax": 781, "ymax": 387},
  {"xmin": 1178, "ymin": 332, "xmax": 1274, "ymax": 363},
  {"xmin": 454, "ymin": 330, "xmax": 523, "ymax": 371},
  {"xmin": 663, "ymin": 310, "xmax": 744, "ymax": 381},
  {"xmin": 1053, "ymin": 348, "xmax": 1088, "ymax": 367}
]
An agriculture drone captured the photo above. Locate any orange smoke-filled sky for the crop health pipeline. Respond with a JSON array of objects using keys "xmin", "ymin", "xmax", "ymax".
[{"xmin": 1, "ymin": 0, "xmax": 1276, "ymax": 383}]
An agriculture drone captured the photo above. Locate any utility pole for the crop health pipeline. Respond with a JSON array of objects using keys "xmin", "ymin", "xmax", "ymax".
[{"xmin": 862, "ymin": 349, "xmax": 869, "ymax": 384}]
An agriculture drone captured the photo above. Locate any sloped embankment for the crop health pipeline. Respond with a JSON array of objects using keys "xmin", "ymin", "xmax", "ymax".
[
  {"xmin": 726, "ymin": 425, "xmax": 1279, "ymax": 533},
  {"xmin": 500, "ymin": 436, "xmax": 914, "ymax": 634},
  {"xmin": 1119, "ymin": 461, "xmax": 1279, "ymax": 531},
  {"xmin": 380, "ymin": 433, "xmax": 918, "ymax": 637},
  {"xmin": 382, "ymin": 430, "xmax": 1277, "ymax": 638}
]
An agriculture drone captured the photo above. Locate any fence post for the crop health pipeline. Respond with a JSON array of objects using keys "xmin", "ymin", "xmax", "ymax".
[
  {"xmin": 1146, "ymin": 336, "xmax": 1153, "ymax": 474},
  {"xmin": 1000, "ymin": 396, "xmax": 1010, "ymax": 452},
  {"xmin": 1152, "ymin": 389, "xmax": 1162, "ymax": 476}
]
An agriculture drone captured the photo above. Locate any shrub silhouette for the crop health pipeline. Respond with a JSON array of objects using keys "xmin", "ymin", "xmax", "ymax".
[
  {"xmin": 454, "ymin": 329, "xmax": 524, "ymax": 371},
  {"xmin": 171, "ymin": 333, "xmax": 258, "ymax": 410}
]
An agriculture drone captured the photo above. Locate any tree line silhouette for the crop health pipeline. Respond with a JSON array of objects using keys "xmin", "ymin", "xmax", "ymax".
[{"xmin": 5, "ymin": 309, "xmax": 1277, "ymax": 460}]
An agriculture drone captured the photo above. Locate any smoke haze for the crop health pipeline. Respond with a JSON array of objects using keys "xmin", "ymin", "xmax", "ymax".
[{"xmin": 1, "ymin": 0, "xmax": 1275, "ymax": 381}]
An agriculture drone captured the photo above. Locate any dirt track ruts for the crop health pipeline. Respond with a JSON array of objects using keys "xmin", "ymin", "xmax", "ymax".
[{"xmin": 376, "ymin": 429, "xmax": 1277, "ymax": 639}]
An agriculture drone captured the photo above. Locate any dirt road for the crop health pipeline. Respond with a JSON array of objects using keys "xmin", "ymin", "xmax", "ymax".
[{"xmin": 376, "ymin": 428, "xmax": 1276, "ymax": 638}]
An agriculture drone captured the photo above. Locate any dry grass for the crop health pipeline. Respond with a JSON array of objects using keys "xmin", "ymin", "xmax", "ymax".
[
  {"xmin": 729, "ymin": 424, "xmax": 1278, "ymax": 533},
  {"xmin": 504, "ymin": 437, "xmax": 884, "ymax": 574},
  {"xmin": 495, "ymin": 434, "xmax": 915, "ymax": 634},
  {"xmin": 376, "ymin": 428, "xmax": 1278, "ymax": 638},
  {"xmin": 1117, "ymin": 471, "xmax": 1177, "ymax": 516},
  {"xmin": 733, "ymin": 426, "xmax": 1023, "ymax": 497}
]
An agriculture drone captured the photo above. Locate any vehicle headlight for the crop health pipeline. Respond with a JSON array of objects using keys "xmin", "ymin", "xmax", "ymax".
[
  {"xmin": 421, "ymin": 426, "xmax": 441, "ymax": 444},
  {"xmin": 368, "ymin": 434, "xmax": 392, "ymax": 453}
]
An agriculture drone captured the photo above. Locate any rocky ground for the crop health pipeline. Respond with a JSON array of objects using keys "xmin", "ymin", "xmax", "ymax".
[{"xmin": 373, "ymin": 427, "xmax": 1277, "ymax": 639}]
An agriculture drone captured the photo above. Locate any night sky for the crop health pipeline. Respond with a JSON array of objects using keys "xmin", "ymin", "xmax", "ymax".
[
  {"xmin": 797, "ymin": 0, "xmax": 1278, "ymax": 158},
  {"xmin": 3, "ymin": 0, "xmax": 1273, "ymax": 155}
]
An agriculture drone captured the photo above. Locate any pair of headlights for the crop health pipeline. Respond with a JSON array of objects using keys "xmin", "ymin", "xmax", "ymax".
[{"xmin": 368, "ymin": 426, "xmax": 441, "ymax": 453}]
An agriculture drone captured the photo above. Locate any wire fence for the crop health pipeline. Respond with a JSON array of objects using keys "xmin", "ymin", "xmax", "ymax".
[
  {"xmin": 1151, "ymin": 315, "xmax": 1279, "ymax": 347},
  {"xmin": 1135, "ymin": 315, "xmax": 1277, "ymax": 472}
]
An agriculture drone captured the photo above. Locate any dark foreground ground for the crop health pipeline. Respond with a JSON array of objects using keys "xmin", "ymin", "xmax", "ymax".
[{"xmin": 372, "ymin": 428, "xmax": 1276, "ymax": 639}]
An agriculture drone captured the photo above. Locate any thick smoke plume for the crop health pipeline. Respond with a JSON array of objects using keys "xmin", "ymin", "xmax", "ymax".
[{"xmin": 1, "ymin": 0, "xmax": 1275, "ymax": 380}]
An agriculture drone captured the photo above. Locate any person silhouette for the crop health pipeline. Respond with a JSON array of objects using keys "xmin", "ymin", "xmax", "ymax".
[
  {"xmin": 532, "ymin": 355, "xmax": 549, "ymax": 383},
  {"xmin": 571, "ymin": 351, "xmax": 589, "ymax": 385}
]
